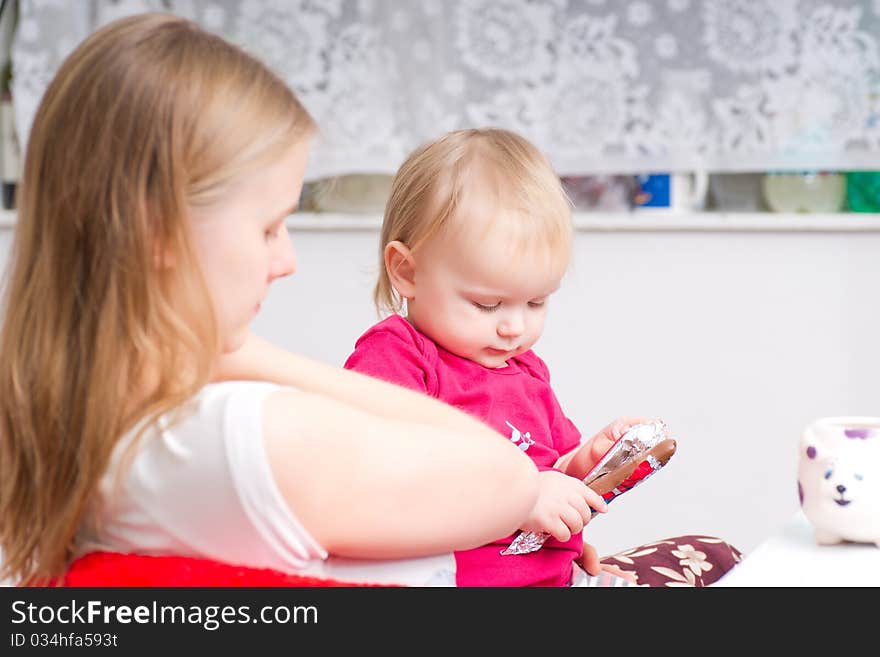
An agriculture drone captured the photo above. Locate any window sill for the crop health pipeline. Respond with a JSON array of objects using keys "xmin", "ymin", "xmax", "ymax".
[
  {"xmin": 289, "ymin": 211, "xmax": 880, "ymax": 233},
  {"xmin": 3, "ymin": 209, "xmax": 880, "ymax": 232}
]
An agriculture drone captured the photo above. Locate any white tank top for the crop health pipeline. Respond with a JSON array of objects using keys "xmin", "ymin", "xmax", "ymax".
[
  {"xmin": 76, "ymin": 380, "xmax": 455, "ymax": 586},
  {"xmin": 78, "ymin": 381, "xmax": 327, "ymax": 572}
]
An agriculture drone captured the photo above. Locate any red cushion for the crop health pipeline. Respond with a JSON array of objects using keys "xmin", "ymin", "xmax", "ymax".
[{"xmin": 59, "ymin": 551, "xmax": 396, "ymax": 587}]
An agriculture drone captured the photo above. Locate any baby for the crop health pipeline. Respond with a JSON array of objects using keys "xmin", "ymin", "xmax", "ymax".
[{"xmin": 345, "ymin": 128, "xmax": 640, "ymax": 586}]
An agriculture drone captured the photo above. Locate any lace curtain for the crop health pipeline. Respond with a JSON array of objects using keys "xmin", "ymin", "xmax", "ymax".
[{"xmin": 10, "ymin": 0, "xmax": 880, "ymax": 179}]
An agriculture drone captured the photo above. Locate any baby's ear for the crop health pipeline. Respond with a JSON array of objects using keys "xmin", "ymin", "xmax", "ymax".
[{"xmin": 384, "ymin": 241, "xmax": 416, "ymax": 299}]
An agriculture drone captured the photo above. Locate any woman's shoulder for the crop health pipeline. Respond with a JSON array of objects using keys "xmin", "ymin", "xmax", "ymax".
[
  {"xmin": 124, "ymin": 381, "xmax": 284, "ymax": 456},
  {"xmin": 143, "ymin": 381, "xmax": 286, "ymax": 450},
  {"xmin": 82, "ymin": 378, "xmax": 324, "ymax": 573},
  {"xmin": 198, "ymin": 380, "xmax": 282, "ymax": 407}
]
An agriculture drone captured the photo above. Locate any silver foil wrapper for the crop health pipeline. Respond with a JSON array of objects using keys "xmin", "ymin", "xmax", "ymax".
[
  {"xmin": 582, "ymin": 419, "xmax": 669, "ymax": 488},
  {"xmin": 500, "ymin": 419, "xmax": 670, "ymax": 556},
  {"xmin": 499, "ymin": 530, "xmax": 549, "ymax": 556}
]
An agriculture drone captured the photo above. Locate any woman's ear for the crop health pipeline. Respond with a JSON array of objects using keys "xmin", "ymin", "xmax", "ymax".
[{"xmin": 384, "ymin": 240, "xmax": 416, "ymax": 300}]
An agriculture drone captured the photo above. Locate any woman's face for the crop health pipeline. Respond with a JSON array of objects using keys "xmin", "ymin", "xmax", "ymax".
[{"xmin": 188, "ymin": 139, "xmax": 310, "ymax": 353}]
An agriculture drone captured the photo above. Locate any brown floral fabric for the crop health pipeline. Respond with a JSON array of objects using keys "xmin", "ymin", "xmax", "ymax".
[{"xmin": 600, "ymin": 535, "xmax": 742, "ymax": 587}]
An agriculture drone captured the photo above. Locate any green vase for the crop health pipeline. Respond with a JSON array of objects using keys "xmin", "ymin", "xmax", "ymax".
[{"xmin": 845, "ymin": 171, "xmax": 880, "ymax": 212}]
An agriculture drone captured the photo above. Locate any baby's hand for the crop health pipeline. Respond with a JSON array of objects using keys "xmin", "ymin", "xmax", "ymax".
[
  {"xmin": 520, "ymin": 470, "xmax": 607, "ymax": 542},
  {"xmin": 579, "ymin": 541, "xmax": 638, "ymax": 584},
  {"xmin": 589, "ymin": 416, "xmax": 650, "ymax": 463}
]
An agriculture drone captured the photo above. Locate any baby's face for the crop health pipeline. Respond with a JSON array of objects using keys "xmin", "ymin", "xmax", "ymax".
[{"xmin": 406, "ymin": 227, "xmax": 566, "ymax": 369}]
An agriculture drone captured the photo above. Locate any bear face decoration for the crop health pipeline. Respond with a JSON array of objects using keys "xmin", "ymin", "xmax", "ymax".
[{"xmin": 799, "ymin": 417, "xmax": 880, "ymax": 548}]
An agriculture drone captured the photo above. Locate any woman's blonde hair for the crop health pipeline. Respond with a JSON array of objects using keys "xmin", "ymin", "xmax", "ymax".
[
  {"xmin": 0, "ymin": 13, "xmax": 315, "ymax": 585},
  {"xmin": 375, "ymin": 128, "xmax": 573, "ymax": 316}
]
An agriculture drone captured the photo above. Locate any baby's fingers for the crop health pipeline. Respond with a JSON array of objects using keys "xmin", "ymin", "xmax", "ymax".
[
  {"xmin": 611, "ymin": 416, "xmax": 649, "ymax": 439},
  {"xmin": 563, "ymin": 474, "xmax": 606, "ymax": 513},
  {"xmin": 545, "ymin": 517, "xmax": 572, "ymax": 543},
  {"xmin": 559, "ymin": 506, "xmax": 585, "ymax": 536},
  {"xmin": 583, "ymin": 486, "xmax": 607, "ymax": 514},
  {"xmin": 580, "ymin": 542, "xmax": 601, "ymax": 575},
  {"xmin": 601, "ymin": 564, "xmax": 638, "ymax": 584}
]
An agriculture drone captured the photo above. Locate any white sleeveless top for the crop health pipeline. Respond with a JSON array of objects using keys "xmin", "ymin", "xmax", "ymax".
[{"xmin": 77, "ymin": 380, "xmax": 455, "ymax": 586}]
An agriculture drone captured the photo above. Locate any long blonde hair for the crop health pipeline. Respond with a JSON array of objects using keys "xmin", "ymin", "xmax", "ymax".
[
  {"xmin": 375, "ymin": 128, "xmax": 573, "ymax": 316},
  {"xmin": 0, "ymin": 13, "xmax": 315, "ymax": 585}
]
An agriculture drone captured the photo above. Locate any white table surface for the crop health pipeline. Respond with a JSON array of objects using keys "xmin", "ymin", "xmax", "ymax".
[{"xmin": 714, "ymin": 510, "xmax": 880, "ymax": 586}]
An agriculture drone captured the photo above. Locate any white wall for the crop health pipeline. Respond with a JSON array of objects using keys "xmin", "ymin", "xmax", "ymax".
[{"xmin": 3, "ymin": 224, "xmax": 879, "ymax": 558}]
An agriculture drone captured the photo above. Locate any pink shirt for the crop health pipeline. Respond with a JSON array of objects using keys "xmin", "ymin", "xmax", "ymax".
[{"xmin": 344, "ymin": 315, "xmax": 583, "ymax": 586}]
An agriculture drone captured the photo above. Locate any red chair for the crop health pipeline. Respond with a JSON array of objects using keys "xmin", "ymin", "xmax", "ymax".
[{"xmin": 60, "ymin": 551, "xmax": 394, "ymax": 587}]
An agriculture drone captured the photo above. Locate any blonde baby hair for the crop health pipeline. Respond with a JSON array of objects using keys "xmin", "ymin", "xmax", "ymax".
[
  {"xmin": 375, "ymin": 128, "xmax": 573, "ymax": 316},
  {"xmin": 0, "ymin": 13, "xmax": 315, "ymax": 584}
]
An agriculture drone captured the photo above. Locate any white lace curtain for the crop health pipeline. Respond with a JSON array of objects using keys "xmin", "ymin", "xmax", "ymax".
[{"xmin": 10, "ymin": 0, "xmax": 880, "ymax": 180}]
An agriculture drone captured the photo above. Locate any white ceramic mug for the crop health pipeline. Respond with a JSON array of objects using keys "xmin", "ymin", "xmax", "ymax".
[
  {"xmin": 670, "ymin": 171, "xmax": 708, "ymax": 211},
  {"xmin": 798, "ymin": 416, "xmax": 880, "ymax": 547}
]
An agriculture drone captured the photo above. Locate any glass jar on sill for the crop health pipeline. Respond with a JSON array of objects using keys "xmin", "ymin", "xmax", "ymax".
[
  {"xmin": 761, "ymin": 171, "xmax": 846, "ymax": 213},
  {"xmin": 308, "ymin": 174, "xmax": 393, "ymax": 214},
  {"xmin": 708, "ymin": 173, "xmax": 764, "ymax": 212}
]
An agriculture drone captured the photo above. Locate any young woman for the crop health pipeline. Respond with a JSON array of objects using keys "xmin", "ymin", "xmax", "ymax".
[{"xmin": 0, "ymin": 13, "xmax": 539, "ymax": 586}]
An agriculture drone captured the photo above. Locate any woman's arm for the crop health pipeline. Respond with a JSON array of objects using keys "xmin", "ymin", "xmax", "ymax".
[
  {"xmin": 215, "ymin": 331, "xmax": 498, "ymax": 436},
  {"xmin": 218, "ymin": 332, "xmax": 539, "ymax": 557},
  {"xmin": 262, "ymin": 387, "xmax": 539, "ymax": 559}
]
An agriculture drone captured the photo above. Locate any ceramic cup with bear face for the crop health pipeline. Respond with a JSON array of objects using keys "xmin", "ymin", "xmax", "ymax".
[{"xmin": 798, "ymin": 417, "xmax": 880, "ymax": 547}]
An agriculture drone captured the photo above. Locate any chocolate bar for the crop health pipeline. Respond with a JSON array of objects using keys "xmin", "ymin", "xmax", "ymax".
[{"xmin": 501, "ymin": 420, "xmax": 676, "ymax": 556}]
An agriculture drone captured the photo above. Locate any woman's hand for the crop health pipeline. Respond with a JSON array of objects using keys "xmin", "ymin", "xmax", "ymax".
[{"xmin": 519, "ymin": 470, "xmax": 607, "ymax": 542}]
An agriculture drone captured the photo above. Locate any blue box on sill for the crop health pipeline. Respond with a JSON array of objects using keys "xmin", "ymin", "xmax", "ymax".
[{"xmin": 634, "ymin": 174, "xmax": 670, "ymax": 208}]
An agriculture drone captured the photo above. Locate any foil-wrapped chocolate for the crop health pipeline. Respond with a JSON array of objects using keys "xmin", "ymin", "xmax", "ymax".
[
  {"xmin": 500, "ymin": 419, "xmax": 675, "ymax": 556},
  {"xmin": 583, "ymin": 419, "xmax": 670, "ymax": 490}
]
